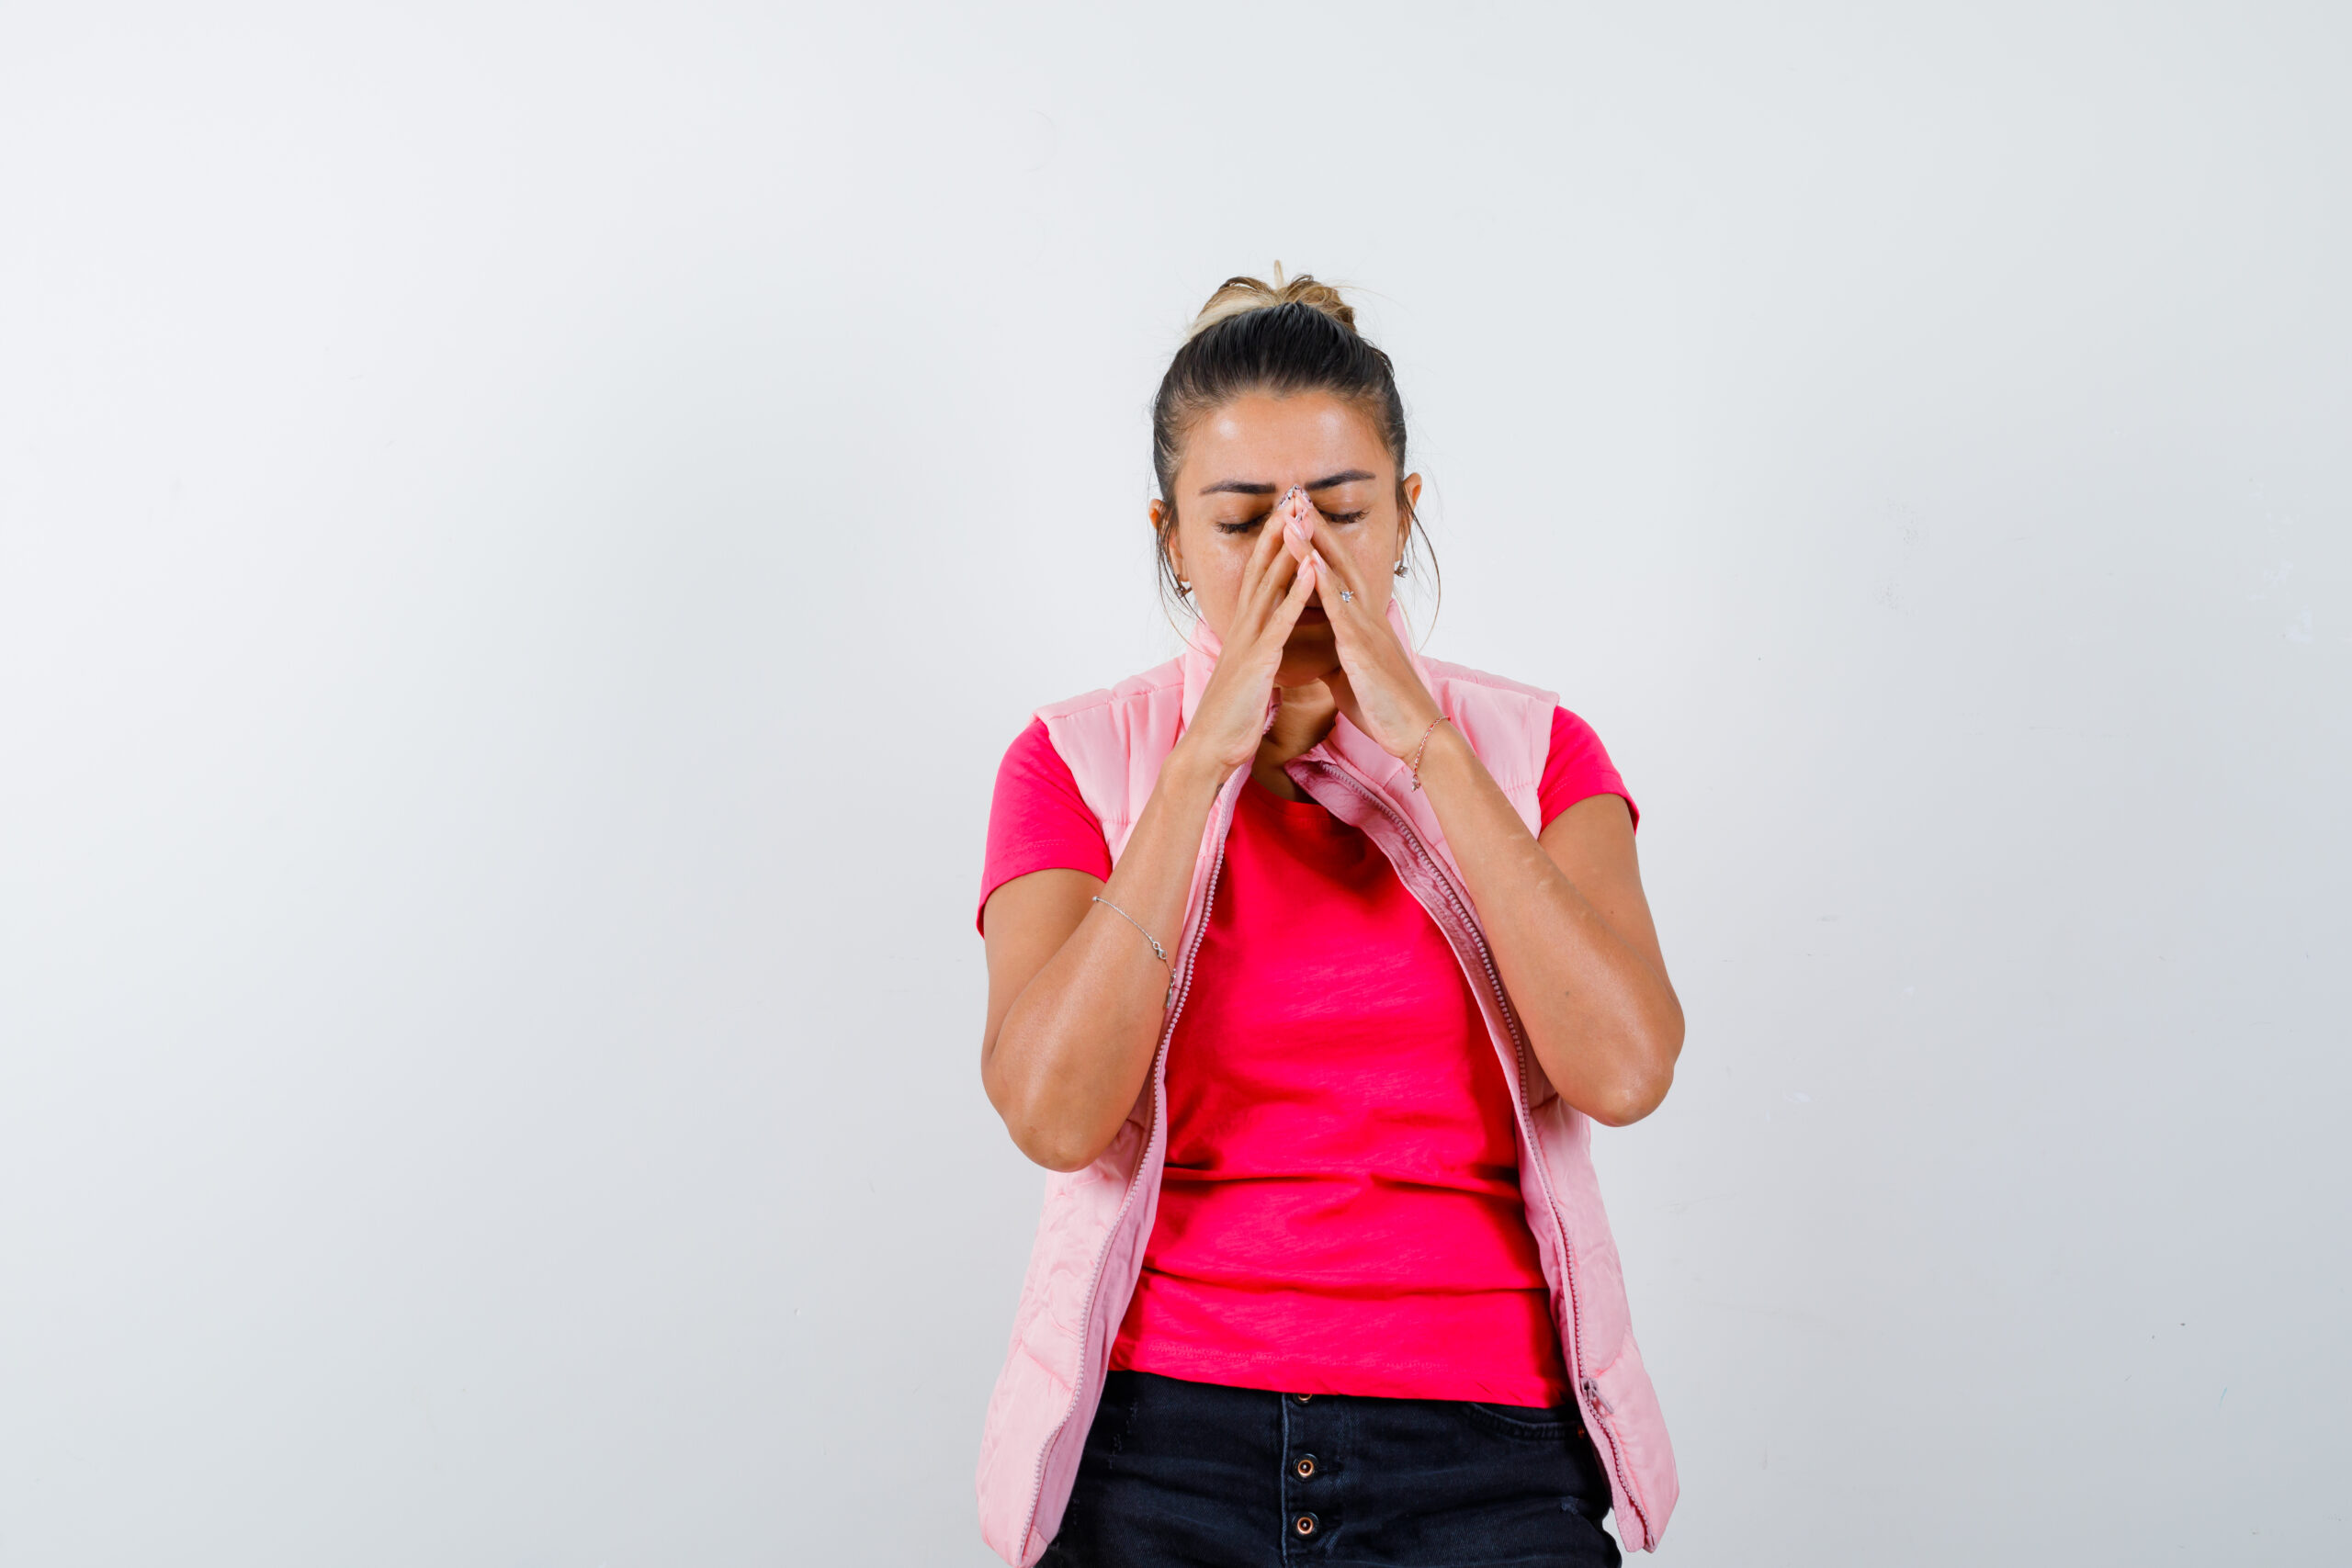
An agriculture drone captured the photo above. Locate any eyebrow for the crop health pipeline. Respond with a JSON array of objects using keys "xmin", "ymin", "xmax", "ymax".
[{"xmin": 1195, "ymin": 469, "xmax": 1378, "ymax": 497}]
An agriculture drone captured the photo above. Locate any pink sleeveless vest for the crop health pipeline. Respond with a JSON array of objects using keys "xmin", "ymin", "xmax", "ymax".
[{"xmin": 976, "ymin": 601, "xmax": 1678, "ymax": 1562}]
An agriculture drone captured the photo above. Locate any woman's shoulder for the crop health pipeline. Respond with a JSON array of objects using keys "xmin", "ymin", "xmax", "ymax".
[
  {"xmin": 1417, "ymin": 652, "xmax": 1560, "ymax": 711},
  {"xmin": 1033, "ymin": 655, "xmax": 1188, "ymax": 726},
  {"xmin": 1415, "ymin": 654, "xmax": 1612, "ymax": 748},
  {"xmin": 1417, "ymin": 654, "xmax": 1562, "ymax": 780},
  {"xmin": 989, "ymin": 649, "xmax": 1188, "ymax": 820},
  {"xmin": 1536, "ymin": 705, "xmax": 1637, "ymax": 832},
  {"xmin": 980, "ymin": 716, "xmax": 1113, "ymax": 934},
  {"xmin": 1413, "ymin": 654, "xmax": 1634, "ymax": 828},
  {"xmin": 1023, "ymin": 657, "xmax": 1191, "ymax": 815}
]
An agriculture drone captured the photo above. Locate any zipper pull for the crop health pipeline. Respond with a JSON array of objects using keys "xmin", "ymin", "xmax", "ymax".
[{"xmin": 1581, "ymin": 1378, "xmax": 1614, "ymax": 1416}]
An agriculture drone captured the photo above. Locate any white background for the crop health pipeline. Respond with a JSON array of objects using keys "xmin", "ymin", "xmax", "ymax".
[{"xmin": 3, "ymin": 3, "xmax": 2346, "ymax": 1563}]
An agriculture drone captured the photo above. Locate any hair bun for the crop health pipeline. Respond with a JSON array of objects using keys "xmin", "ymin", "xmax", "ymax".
[{"xmin": 1184, "ymin": 264, "xmax": 1356, "ymax": 341}]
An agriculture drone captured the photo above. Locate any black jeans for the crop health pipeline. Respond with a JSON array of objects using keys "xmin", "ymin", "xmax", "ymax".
[{"xmin": 1039, "ymin": 1371, "xmax": 1623, "ymax": 1568}]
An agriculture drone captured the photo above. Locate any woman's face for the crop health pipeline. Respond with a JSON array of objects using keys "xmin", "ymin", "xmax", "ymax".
[{"xmin": 1154, "ymin": 389, "xmax": 1421, "ymax": 687}]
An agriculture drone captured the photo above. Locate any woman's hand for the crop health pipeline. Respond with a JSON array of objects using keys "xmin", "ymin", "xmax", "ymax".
[
  {"xmin": 984, "ymin": 493, "xmax": 1317, "ymax": 1172},
  {"xmin": 1290, "ymin": 502, "xmax": 1442, "ymax": 757},
  {"xmin": 1169, "ymin": 488, "xmax": 1323, "ymax": 775}
]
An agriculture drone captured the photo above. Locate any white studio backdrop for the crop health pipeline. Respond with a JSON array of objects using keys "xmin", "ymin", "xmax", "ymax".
[{"xmin": 2, "ymin": 3, "xmax": 2346, "ymax": 1563}]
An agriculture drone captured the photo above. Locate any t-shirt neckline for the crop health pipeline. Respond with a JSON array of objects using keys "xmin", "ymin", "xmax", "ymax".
[{"xmin": 1240, "ymin": 769, "xmax": 1337, "ymax": 819}]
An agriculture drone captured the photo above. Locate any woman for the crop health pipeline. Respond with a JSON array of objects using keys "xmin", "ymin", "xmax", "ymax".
[{"xmin": 974, "ymin": 273, "xmax": 1683, "ymax": 1567}]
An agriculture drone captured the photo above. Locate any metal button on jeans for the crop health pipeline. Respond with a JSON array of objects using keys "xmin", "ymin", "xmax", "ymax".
[
  {"xmin": 1294, "ymin": 1453, "xmax": 1317, "ymax": 1479},
  {"xmin": 1294, "ymin": 1512, "xmax": 1319, "ymax": 1537},
  {"xmin": 1291, "ymin": 1393, "xmax": 1313, "ymax": 1404}
]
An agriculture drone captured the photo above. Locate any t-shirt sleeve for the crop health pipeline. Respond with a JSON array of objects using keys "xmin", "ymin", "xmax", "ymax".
[
  {"xmin": 978, "ymin": 717, "xmax": 1114, "ymax": 934},
  {"xmin": 1537, "ymin": 706, "xmax": 1639, "ymax": 833}
]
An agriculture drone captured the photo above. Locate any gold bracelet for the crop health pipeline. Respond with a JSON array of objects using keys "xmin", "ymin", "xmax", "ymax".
[{"xmin": 1408, "ymin": 716, "xmax": 1447, "ymax": 791}]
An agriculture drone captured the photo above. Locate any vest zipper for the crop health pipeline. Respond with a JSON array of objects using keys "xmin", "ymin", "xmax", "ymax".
[
  {"xmin": 1297, "ymin": 753, "xmax": 1652, "ymax": 1550},
  {"xmin": 1017, "ymin": 778, "xmax": 1239, "ymax": 1558}
]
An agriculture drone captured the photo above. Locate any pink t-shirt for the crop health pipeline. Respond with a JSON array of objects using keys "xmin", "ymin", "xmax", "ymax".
[{"xmin": 978, "ymin": 708, "xmax": 1635, "ymax": 1404}]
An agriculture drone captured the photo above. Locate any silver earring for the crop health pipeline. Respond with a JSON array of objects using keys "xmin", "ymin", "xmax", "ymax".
[
  {"xmin": 1178, "ymin": 579, "xmax": 1193, "ymax": 593},
  {"xmin": 1393, "ymin": 559, "xmax": 1408, "ymax": 577}
]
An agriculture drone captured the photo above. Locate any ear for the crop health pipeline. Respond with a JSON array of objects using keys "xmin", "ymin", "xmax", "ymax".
[
  {"xmin": 1397, "ymin": 472, "xmax": 1424, "ymax": 555},
  {"xmin": 1150, "ymin": 498, "xmax": 1183, "ymax": 581}
]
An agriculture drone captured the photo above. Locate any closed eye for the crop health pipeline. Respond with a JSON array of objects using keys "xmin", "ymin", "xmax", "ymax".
[{"xmin": 1216, "ymin": 507, "xmax": 1367, "ymax": 536}]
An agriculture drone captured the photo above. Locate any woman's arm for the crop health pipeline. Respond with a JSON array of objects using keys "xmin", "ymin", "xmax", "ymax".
[
  {"xmin": 1411, "ymin": 731, "xmax": 1683, "ymax": 1125},
  {"xmin": 1296, "ymin": 504, "xmax": 1682, "ymax": 1127},
  {"xmin": 979, "ymin": 747, "xmax": 1225, "ymax": 1172},
  {"xmin": 980, "ymin": 508, "xmax": 1323, "ymax": 1171}
]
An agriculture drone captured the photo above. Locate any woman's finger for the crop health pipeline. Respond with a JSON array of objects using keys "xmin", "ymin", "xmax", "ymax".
[
  {"xmin": 1240, "ymin": 490, "xmax": 1308, "ymax": 627},
  {"xmin": 1233, "ymin": 487, "xmax": 1303, "ymax": 626},
  {"xmin": 1260, "ymin": 547, "xmax": 1317, "ymax": 649},
  {"xmin": 1242, "ymin": 523, "xmax": 1302, "ymax": 631},
  {"xmin": 1283, "ymin": 502, "xmax": 1370, "ymax": 639},
  {"xmin": 1302, "ymin": 510, "xmax": 1366, "ymax": 607},
  {"xmin": 1280, "ymin": 492, "xmax": 1318, "ymax": 572}
]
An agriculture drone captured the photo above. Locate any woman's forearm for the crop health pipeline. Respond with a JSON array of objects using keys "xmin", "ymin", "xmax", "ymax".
[
  {"xmin": 983, "ymin": 743, "xmax": 1231, "ymax": 1170},
  {"xmin": 1408, "ymin": 726, "xmax": 1682, "ymax": 1125}
]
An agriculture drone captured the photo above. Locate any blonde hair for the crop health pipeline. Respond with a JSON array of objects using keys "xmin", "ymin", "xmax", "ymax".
[{"xmin": 1184, "ymin": 264, "xmax": 1358, "ymax": 340}]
